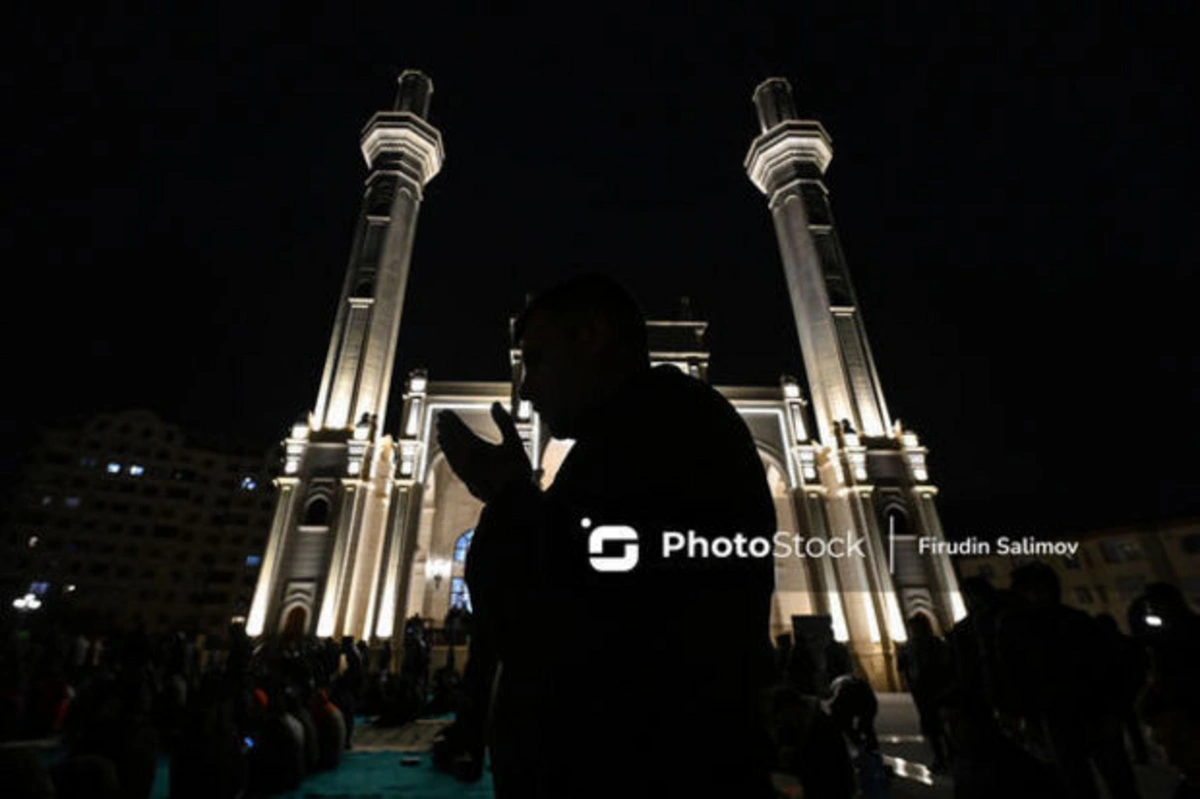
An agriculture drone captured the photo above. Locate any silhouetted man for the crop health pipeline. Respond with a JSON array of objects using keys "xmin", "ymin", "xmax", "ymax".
[
  {"xmin": 899, "ymin": 613, "xmax": 950, "ymax": 772},
  {"xmin": 437, "ymin": 274, "xmax": 776, "ymax": 798},
  {"xmin": 998, "ymin": 562, "xmax": 1140, "ymax": 799}
]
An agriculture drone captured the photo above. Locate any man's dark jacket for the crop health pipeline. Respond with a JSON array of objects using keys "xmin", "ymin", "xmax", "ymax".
[{"xmin": 464, "ymin": 364, "xmax": 776, "ymax": 796}]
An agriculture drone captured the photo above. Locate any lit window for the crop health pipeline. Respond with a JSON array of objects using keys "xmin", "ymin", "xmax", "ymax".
[
  {"xmin": 245, "ymin": 555, "xmax": 262, "ymax": 567},
  {"xmin": 106, "ymin": 462, "xmax": 121, "ymax": 474},
  {"xmin": 450, "ymin": 576, "xmax": 473, "ymax": 612},
  {"xmin": 41, "ymin": 496, "xmax": 52, "ymax": 506},
  {"xmin": 129, "ymin": 464, "xmax": 145, "ymax": 477},
  {"xmin": 454, "ymin": 529, "xmax": 475, "ymax": 564},
  {"xmin": 64, "ymin": 497, "xmax": 82, "ymax": 508},
  {"xmin": 240, "ymin": 476, "xmax": 258, "ymax": 491}
]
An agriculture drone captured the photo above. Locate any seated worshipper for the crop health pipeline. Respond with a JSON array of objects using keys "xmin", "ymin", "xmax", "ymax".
[{"xmin": 437, "ymin": 274, "xmax": 777, "ymax": 798}]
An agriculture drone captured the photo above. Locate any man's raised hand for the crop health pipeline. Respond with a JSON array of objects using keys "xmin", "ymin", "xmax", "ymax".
[{"xmin": 435, "ymin": 402, "xmax": 532, "ymax": 503}]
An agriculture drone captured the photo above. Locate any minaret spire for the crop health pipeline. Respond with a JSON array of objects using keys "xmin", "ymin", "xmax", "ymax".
[
  {"xmin": 312, "ymin": 69, "xmax": 445, "ymax": 432},
  {"xmin": 745, "ymin": 77, "xmax": 890, "ymax": 445}
]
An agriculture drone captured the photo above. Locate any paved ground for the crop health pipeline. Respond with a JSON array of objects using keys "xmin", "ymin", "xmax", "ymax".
[
  {"xmin": 873, "ymin": 693, "xmax": 1180, "ymax": 799},
  {"xmin": 104, "ymin": 694, "xmax": 1192, "ymax": 796},
  {"xmin": 343, "ymin": 695, "xmax": 961, "ymax": 797}
]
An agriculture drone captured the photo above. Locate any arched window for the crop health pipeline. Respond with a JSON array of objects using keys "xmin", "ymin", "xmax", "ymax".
[
  {"xmin": 303, "ymin": 496, "xmax": 330, "ymax": 526},
  {"xmin": 454, "ymin": 529, "xmax": 474, "ymax": 564},
  {"xmin": 450, "ymin": 577, "xmax": 472, "ymax": 612}
]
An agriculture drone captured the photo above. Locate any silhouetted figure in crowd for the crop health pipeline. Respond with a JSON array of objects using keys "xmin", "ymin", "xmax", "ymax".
[
  {"xmin": 169, "ymin": 678, "xmax": 247, "ymax": 799},
  {"xmin": 765, "ymin": 684, "xmax": 855, "ymax": 799},
  {"xmin": 437, "ymin": 274, "xmax": 776, "ymax": 797},
  {"xmin": 1095, "ymin": 612, "xmax": 1151, "ymax": 765},
  {"xmin": 245, "ymin": 684, "xmax": 305, "ymax": 794},
  {"xmin": 400, "ymin": 615, "xmax": 431, "ymax": 699},
  {"xmin": 764, "ymin": 637, "xmax": 855, "ymax": 799},
  {"xmin": 309, "ymin": 684, "xmax": 346, "ymax": 771},
  {"xmin": 1140, "ymin": 676, "xmax": 1200, "ymax": 798},
  {"xmin": 355, "ymin": 639, "xmax": 371, "ymax": 679},
  {"xmin": 944, "ymin": 576, "xmax": 1057, "ymax": 799},
  {"xmin": 62, "ymin": 642, "xmax": 159, "ymax": 799},
  {"xmin": 998, "ymin": 562, "xmax": 1140, "ymax": 799},
  {"xmin": 898, "ymin": 614, "xmax": 951, "ymax": 772},
  {"xmin": 335, "ymin": 636, "xmax": 362, "ymax": 748},
  {"xmin": 432, "ymin": 604, "xmax": 486, "ymax": 781},
  {"xmin": 825, "ymin": 642, "xmax": 887, "ymax": 798}
]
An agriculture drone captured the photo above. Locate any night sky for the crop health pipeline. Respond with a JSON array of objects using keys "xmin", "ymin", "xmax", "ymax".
[{"xmin": 3, "ymin": 5, "xmax": 1197, "ymax": 538}]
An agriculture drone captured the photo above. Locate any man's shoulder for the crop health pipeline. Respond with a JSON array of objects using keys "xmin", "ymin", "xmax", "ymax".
[{"xmin": 644, "ymin": 366, "xmax": 740, "ymax": 420}]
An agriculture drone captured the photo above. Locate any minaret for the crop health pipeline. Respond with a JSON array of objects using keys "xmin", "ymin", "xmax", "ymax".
[
  {"xmin": 746, "ymin": 78, "xmax": 964, "ymax": 686},
  {"xmin": 745, "ymin": 78, "xmax": 891, "ymax": 445},
  {"xmin": 247, "ymin": 71, "xmax": 445, "ymax": 640},
  {"xmin": 313, "ymin": 70, "xmax": 445, "ymax": 432}
]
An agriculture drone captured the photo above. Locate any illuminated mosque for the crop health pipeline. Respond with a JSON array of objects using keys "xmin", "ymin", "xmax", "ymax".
[{"xmin": 246, "ymin": 70, "xmax": 965, "ymax": 688}]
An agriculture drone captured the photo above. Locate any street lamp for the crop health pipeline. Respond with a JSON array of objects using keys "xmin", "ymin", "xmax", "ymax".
[{"xmin": 12, "ymin": 593, "xmax": 42, "ymax": 612}]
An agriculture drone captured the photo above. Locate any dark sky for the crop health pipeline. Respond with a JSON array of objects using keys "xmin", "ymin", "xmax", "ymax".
[{"xmin": 3, "ymin": 5, "xmax": 1197, "ymax": 537}]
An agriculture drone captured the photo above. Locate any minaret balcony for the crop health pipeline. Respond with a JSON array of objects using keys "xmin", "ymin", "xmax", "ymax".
[
  {"xmin": 745, "ymin": 120, "xmax": 833, "ymax": 196},
  {"xmin": 359, "ymin": 111, "xmax": 445, "ymax": 185}
]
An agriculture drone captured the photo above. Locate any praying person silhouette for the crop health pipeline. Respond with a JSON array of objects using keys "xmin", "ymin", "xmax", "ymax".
[{"xmin": 437, "ymin": 274, "xmax": 777, "ymax": 798}]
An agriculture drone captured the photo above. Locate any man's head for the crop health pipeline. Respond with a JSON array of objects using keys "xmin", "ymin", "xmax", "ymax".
[
  {"xmin": 1009, "ymin": 561, "xmax": 1061, "ymax": 607},
  {"xmin": 514, "ymin": 274, "xmax": 649, "ymax": 438}
]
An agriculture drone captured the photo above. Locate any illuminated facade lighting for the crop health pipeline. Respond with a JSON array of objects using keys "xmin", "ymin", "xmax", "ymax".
[{"xmin": 243, "ymin": 73, "xmax": 964, "ymax": 694}]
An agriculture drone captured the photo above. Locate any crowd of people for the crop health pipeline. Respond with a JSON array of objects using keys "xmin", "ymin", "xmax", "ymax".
[
  {"xmin": 741, "ymin": 568, "xmax": 1200, "ymax": 799},
  {"xmin": 0, "ymin": 574, "xmax": 1198, "ymax": 798},
  {"xmin": 0, "ymin": 611, "xmax": 456, "ymax": 798},
  {"xmin": 899, "ymin": 567, "xmax": 1200, "ymax": 799}
]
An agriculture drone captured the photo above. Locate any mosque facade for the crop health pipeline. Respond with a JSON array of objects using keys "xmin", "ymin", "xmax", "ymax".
[{"xmin": 246, "ymin": 71, "xmax": 964, "ymax": 689}]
